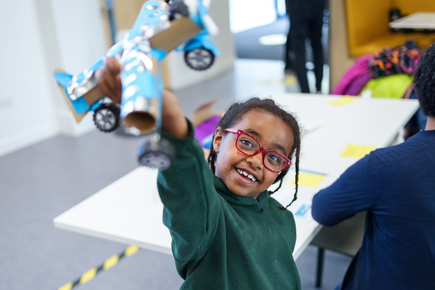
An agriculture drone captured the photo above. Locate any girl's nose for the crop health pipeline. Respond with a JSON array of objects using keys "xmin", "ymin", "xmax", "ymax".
[{"xmin": 246, "ymin": 152, "xmax": 263, "ymax": 169}]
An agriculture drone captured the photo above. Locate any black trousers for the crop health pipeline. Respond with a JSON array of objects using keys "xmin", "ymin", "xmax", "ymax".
[
  {"xmin": 286, "ymin": 0, "xmax": 325, "ymax": 93},
  {"xmin": 284, "ymin": 19, "xmax": 293, "ymax": 70}
]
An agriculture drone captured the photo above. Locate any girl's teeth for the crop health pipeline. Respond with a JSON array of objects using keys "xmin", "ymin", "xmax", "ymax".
[{"xmin": 237, "ymin": 169, "xmax": 256, "ymax": 182}]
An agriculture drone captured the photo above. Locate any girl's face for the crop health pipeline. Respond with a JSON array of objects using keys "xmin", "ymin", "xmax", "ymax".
[{"xmin": 213, "ymin": 109, "xmax": 294, "ymax": 199}]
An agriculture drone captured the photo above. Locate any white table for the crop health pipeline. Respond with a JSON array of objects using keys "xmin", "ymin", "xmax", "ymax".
[
  {"xmin": 389, "ymin": 12, "xmax": 435, "ymax": 29},
  {"xmin": 54, "ymin": 94, "xmax": 419, "ymax": 260}
]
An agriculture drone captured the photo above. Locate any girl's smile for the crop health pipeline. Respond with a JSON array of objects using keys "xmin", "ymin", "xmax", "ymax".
[
  {"xmin": 235, "ymin": 167, "xmax": 258, "ymax": 182},
  {"xmin": 234, "ymin": 166, "xmax": 259, "ymax": 186},
  {"xmin": 213, "ymin": 109, "xmax": 294, "ymax": 199}
]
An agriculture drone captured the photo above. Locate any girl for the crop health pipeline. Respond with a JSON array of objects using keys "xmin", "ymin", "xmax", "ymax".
[{"xmin": 100, "ymin": 58, "xmax": 302, "ymax": 290}]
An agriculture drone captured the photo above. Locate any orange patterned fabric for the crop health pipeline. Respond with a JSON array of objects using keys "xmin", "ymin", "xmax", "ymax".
[{"xmin": 369, "ymin": 39, "xmax": 421, "ymax": 79}]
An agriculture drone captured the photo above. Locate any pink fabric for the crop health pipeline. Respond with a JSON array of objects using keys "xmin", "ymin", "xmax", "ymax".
[
  {"xmin": 345, "ymin": 73, "xmax": 371, "ymax": 96},
  {"xmin": 332, "ymin": 55, "xmax": 372, "ymax": 96}
]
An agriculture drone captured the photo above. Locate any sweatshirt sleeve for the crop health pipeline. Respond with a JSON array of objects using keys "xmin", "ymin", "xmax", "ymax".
[
  {"xmin": 311, "ymin": 153, "xmax": 385, "ymax": 227},
  {"xmin": 157, "ymin": 120, "xmax": 220, "ymax": 262}
]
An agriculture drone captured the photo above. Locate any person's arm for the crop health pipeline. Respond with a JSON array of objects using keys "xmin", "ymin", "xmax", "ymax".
[
  {"xmin": 99, "ymin": 58, "xmax": 220, "ymax": 262},
  {"xmin": 157, "ymin": 125, "xmax": 220, "ymax": 262},
  {"xmin": 99, "ymin": 58, "xmax": 188, "ymax": 138},
  {"xmin": 312, "ymin": 153, "xmax": 385, "ymax": 227}
]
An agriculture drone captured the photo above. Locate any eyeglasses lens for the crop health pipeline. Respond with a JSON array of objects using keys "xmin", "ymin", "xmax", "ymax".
[{"xmin": 237, "ymin": 134, "xmax": 286, "ymax": 171}]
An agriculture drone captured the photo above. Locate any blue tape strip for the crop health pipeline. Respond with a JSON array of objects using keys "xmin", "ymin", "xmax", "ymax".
[
  {"xmin": 150, "ymin": 48, "xmax": 167, "ymax": 61},
  {"xmin": 189, "ymin": 1, "xmax": 207, "ymax": 30},
  {"xmin": 295, "ymin": 204, "xmax": 311, "ymax": 217},
  {"xmin": 75, "ymin": 57, "xmax": 104, "ymax": 84},
  {"xmin": 181, "ymin": 34, "xmax": 220, "ymax": 55},
  {"xmin": 53, "ymin": 71, "xmax": 90, "ymax": 114},
  {"xmin": 90, "ymin": 99, "xmax": 104, "ymax": 111},
  {"xmin": 106, "ymin": 41, "xmax": 124, "ymax": 57},
  {"xmin": 129, "ymin": 1, "xmax": 167, "ymax": 41}
]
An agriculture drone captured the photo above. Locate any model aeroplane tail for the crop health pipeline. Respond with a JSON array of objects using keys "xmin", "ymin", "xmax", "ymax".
[
  {"xmin": 53, "ymin": 69, "xmax": 88, "ymax": 123},
  {"xmin": 199, "ymin": 0, "xmax": 219, "ymax": 36}
]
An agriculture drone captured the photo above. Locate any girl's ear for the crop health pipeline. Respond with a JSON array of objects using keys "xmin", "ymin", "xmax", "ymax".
[{"xmin": 213, "ymin": 127, "xmax": 223, "ymax": 153}]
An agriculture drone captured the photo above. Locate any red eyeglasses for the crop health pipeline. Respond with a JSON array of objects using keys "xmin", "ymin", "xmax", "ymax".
[{"xmin": 225, "ymin": 128, "xmax": 292, "ymax": 173}]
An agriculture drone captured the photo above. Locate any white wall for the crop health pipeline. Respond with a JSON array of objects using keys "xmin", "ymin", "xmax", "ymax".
[
  {"xmin": 229, "ymin": 0, "xmax": 277, "ymax": 33},
  {"xmin": 41, "ymin": 0, "xmax": 107, "ymax": 136},
  {"xmin": 0, "ymin": 0, "xmax": 107, "ymax": 157},
  {"xmin": 0, "ymin": 0, "xmax": 58, "ymax": 157}
]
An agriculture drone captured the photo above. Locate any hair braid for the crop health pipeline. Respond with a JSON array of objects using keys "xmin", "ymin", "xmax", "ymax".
[
  {"xmin": 281, "ymin": 137, "xmax": 300, "ymax": 209},
  {"xmin": 207, "ymin": 147, "xmax": 217, "ymax": 174}
]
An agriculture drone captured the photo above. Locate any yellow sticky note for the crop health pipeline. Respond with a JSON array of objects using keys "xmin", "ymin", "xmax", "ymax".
[
  {"xmin": 290, "ymin": 172, "xmax": 326, "ymax": 188},
  {"xmin": 329, "ymin": 96, "xmax": 357, "ymax": 106},
  {"xmin": 340, "ymin": 143, "xmax": 375, "ymax": 159},
  {"xmin": 284, "ymin": 75, "xmax": 298, "ymax": 86}
]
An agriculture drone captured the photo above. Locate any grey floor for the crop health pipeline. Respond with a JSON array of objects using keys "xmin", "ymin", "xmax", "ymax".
[{"xmin": 0, "ymin": 59, "xmax": 351, "ymax": 290}]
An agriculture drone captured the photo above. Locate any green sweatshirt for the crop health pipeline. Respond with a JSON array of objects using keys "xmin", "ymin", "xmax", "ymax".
[{"xmin": 157, "ymin": 121, "xmax": 301, "ymax": 290}]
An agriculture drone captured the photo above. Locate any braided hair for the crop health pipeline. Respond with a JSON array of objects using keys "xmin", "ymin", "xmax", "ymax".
[{"xmin": 207, "ymin": 98, "xmax": 301, "ymax": 209}]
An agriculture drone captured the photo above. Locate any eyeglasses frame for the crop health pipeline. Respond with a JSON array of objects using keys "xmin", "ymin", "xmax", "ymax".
[{"xmin": 224, "ymin": 128, "xmax": 292, "ymax": 173}]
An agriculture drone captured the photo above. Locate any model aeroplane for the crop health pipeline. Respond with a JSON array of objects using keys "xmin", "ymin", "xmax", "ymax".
[{"xmin": 53, "ymin": 0, "xmax": 219, "ymax": 170}]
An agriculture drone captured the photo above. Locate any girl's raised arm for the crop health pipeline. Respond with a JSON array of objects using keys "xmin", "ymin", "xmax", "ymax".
[
  {"xmin": 98, "ymin": 57, "xmax": 189, "ymax": 138},
  {"xmin": 99, "ymin": 58, "xmax": 220, "ymax": 264}
]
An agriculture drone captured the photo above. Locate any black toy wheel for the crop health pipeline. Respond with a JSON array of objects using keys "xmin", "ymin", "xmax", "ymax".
[
  {"xmin": 138, "ymin": 137, "xmax": 175, "ymax": 171},
  {"xmin": 184, "ymin": 47, "xmax": 215, "ymax": 71},
  {"xmin": 93, "ymin": 103, "xmax": 120, "ymax": 133}
]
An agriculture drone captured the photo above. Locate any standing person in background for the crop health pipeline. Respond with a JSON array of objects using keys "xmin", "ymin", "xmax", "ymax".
[
  {"xmin": 311, "ymin": 44, "xmax": 435, "ymax": 290},
  {"xmin": 286, "ymin": 0, "xmax": 326, "ymax": 93},
  {"xmin": 284, "ymin": 16, "xmax": 293, "ymax": 74}
]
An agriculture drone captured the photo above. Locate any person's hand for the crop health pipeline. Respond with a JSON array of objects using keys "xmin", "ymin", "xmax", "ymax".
[
  {"xmin": 98, "ymin": 57, "xmax": 188, "ymax": 138},
  {"xmin": 98, "ymin": 57, "xmax": 122, "ymax": 104}
]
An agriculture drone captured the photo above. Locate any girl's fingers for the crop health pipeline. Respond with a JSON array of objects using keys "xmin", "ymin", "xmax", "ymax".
[
  {"xmin": 99, "ymin": 75, "xmax": 119, "ymax": 103},
  {"xmin": 99, "ymin": 76, "xmax": 120, "ymax": 104},
  {"xmin": 106, "ymin": 57, "xmax": 121, "ymax": 76},
  {"xmin": 115, "ymin": 75, "xmax": 122, "ymax": 98},
  {"xmin": 102, "ymin": 64, "xmax": 119, "ymax": 92},
  {"xmin": 99, "ymin": 58, "xmax": 122, "ymax": 104}
]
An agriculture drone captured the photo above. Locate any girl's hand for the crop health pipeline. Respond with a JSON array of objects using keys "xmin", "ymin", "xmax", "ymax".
[
  {"xmin": 98, "ymin": 58, "xmax": 188, "ymax": 138},
  {"xmin": 99, "ymin": 58, "xmax": 122, "ymax": 104}
]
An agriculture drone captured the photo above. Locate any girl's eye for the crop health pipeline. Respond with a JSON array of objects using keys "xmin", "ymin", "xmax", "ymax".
[
  {"xmin": 240, "ymin": 139, "xmax": 254, "ymax": 148},
  {"xmin": 267, "ymin": 153, "xmax": 281, "ymax": 163}
]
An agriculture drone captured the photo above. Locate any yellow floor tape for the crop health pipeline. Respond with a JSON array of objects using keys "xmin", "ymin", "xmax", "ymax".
[{"xmin": 58, "ymin": 245, "xmax": 139, "ymax": 290}]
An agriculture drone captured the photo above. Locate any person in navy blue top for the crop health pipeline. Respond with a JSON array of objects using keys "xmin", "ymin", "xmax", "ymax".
[{"xmin": 311, "ymin": 43, "xmax": 435, "ymax": 290}]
